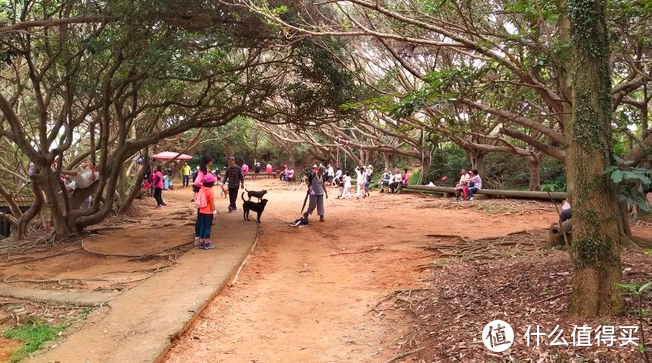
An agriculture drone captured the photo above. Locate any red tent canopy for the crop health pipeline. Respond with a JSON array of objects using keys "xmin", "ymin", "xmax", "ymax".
[{"xmin": 151, "ymin": 151, "xmax": 193, "ymax": 160}]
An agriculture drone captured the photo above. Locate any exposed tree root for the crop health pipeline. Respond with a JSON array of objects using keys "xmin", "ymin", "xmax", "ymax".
[
  {"xmin": 383, "ymin": 347, "xmax": 425, "ymax": 363},
  {"xmin": 328, "ymin": 246, "xmax": 380, "ymax": 256},
  {"xmin": 81, "ymin": 240, "xmax": 191, "ymax": 259},
  {"xmin": 425, "ymin": 234, "xmax": 468, "ymax": 243},
  {"xmin": 0, "ymin": 247, "xmax": 83, "ymax": 266},
  {"xmin": 535, "ymin": 290, "xmax": 571, "ymax": 304},
  {"xmin": 3, "ymin": 274, "xmax": 108, "ymax": 285},
  {"xmin": 369, "ymin": 288, "xmax": 436, "ymax": 314}
]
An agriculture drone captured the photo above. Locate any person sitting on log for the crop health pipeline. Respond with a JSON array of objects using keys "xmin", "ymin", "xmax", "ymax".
[
  {"xmin": 454, "ymin": 168, "xmax": 471, "ymax": 200},
  {"xmin": 378, "ymin": 168, "xmax": 391, "ymax": 193},
  {"xmin": 466, "ymin": 169, "xmax": 482, "ymax": 201},
  {"xmin": 560, "ymin": 200, "xmax": 572, "ymax": 222},
  {"xmin": 389, "ymin": 168, "xmax": 402, "ymax": 194}
]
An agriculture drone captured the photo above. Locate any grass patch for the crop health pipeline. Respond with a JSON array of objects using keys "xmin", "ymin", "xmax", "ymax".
[{"xmin": 3, "ymin": 323, "xmax": 66, "ymax": 362}]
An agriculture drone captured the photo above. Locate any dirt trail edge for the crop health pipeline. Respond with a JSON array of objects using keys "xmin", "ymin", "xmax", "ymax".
[{"xmin": 22, "ymin": 196, "xmax": 258, "ymax": 363}]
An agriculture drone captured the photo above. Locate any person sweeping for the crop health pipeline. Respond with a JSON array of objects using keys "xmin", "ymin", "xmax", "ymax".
[{"xmin": 290, "ymin": 165, "xmax": 328, "ymax": 227}]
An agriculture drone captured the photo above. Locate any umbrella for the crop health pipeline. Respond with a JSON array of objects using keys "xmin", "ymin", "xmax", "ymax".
[{"xmin": 151, "ymin": 151, "xmax": 193, "ymax": 161}]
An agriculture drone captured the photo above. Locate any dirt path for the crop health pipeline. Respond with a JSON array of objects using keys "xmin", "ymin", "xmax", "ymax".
[{"xmin": 163, "ymin": 179, "xmax": 559, "ymax": 362}]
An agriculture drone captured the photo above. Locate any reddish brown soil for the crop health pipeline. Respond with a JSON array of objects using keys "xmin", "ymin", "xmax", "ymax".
[
  {"xmin": 2, "ymin": 180, "xmax": 651, "ymax": 363},
  {"xmin": 165, "ymin": 181, "xmax": 640, "ymax": 363}
]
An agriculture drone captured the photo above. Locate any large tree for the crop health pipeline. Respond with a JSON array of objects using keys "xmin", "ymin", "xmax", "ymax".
[
  {"xmin": 566, "ymin": 0, "xmax": 622, "ymax": 316},
  {"xmin": 0, "ymin": 0, "xmax": 357, "ymax": 238}
]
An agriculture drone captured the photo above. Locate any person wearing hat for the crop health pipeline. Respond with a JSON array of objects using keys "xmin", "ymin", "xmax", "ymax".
[
  {"xmin": 195, "ymin": 173, "xmax": 218, "ymax": 249},
  {"xmin": 303, "ymin": 165, "xmax": 329, "ymax": 222}
]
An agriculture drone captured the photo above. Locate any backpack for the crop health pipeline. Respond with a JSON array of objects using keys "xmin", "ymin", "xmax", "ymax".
[{"xmin": 195, "ymin": 188, "xmax": 208, "ymax": 208}]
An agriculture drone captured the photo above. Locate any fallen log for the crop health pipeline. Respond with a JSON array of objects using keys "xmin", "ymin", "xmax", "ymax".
[{"xmin": 404, "ymin": 185, "xmax": 567, "ymax": 201}]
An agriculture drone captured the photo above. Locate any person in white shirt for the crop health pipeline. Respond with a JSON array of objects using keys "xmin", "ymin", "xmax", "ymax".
[
  {"xmin": 378, "ymin": 168, "xmax": 391, "ymax": 192},
  {"xmin": 332, "ymin": 167, "xmax": 343, "ymax": 186},
  {"xmin": 327, "ymin": 164, "xmax": 335, "ymax": 184},
  {"xmin": 61, "ymin": 160, "xmax": 98, "ymax": 192},
  {"xmin": 389, "ymin": 169, "xmax": 402, "ymax": 193},
  {"xmin": 355, "ymin": 166, "xmax": 366, "ymax": 199},
  {"xmin": 454, "ymin": 168, "xmax": 471, "ymax": 200},
  {"xmin": 338, "ymin": 171, "xmax": 352, "ymax": 198}
]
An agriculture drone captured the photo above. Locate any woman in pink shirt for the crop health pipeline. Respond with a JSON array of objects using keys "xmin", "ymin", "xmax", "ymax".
[{"xmin": 153, "ymin": 165, "xmax": 166, "ymax": 208}]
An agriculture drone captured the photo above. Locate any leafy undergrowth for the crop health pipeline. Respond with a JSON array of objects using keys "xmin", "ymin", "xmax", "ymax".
[
  {"xmin": 0, "ymin": 299, "xmax": 93, "ymax": 362},
  {"xmin": 377, "ymin": 232, "xmax": 652, "ymax": 363},
  {"xmin": 3, "ymin": 323, "xmax": 66, "ymax": 362}
]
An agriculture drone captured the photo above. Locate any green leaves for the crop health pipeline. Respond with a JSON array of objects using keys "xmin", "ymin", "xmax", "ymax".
[
  {"xmin": 604, "ymin": 164, "xmax": 652, "ymax": 213},
  {"xmin": 618, "ymin": 281, "xmax": 652, "ymax": 295}
]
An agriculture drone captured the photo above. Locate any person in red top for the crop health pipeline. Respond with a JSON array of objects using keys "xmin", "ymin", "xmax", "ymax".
[
  {"xmin": 196, "ymin": 173, "xmax": 218, "ymax": 249},
  {"xmin": 153, "ymin": 165, "xmax": 166, "ymax": 208},
  {"xmin": 265, "ymin": 163, "xmax": 273, "ymax": 175},
  {"xmin": 402, "ymin": 168, "xmax": 410, "ymax": 187}
]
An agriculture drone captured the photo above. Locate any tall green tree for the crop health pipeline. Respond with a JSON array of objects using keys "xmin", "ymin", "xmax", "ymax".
[{"xmin": 566, "ymin": 0, "xmax": 622, "ymax": 316}]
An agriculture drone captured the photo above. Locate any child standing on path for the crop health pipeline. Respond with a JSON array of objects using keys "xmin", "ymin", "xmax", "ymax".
[{"xmin": 196, "ymin": 173, "xmax": 218, "ymax": 250}]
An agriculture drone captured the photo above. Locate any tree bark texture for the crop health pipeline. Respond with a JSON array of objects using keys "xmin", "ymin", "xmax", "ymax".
[
  {"xmin": 525, "ymin": 155, "xmax": 541, "ymax": 191},
  {"xmin": 567, "ymin": 0, "xmax": 622, "ymax": 317}
]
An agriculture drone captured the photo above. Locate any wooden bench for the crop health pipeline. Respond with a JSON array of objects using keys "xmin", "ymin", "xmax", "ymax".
[{"xmin": 243, "ymin": 172, "xmax": 278, "ymax": 179}]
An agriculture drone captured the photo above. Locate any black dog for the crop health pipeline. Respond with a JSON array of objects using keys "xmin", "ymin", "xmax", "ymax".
[
  {"xmin": 242, "ymin": 192, "xmax": 268, "ymax": 222},
  {"xmin": 245, "ymin": 188, "xmax": 268, "ymax": 201}
]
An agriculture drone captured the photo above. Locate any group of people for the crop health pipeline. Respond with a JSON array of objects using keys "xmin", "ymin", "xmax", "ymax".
[
  {"xmin": 332, "ymin": 165, "xmax": 374, "ymax": 199},
  {"xmin": 454, "ymin": 168, "xmax": 483, "ymax": 201},
  {"xmin": 377, "ymin": 168, "xmax": 410, "ymax": 194},
  {"xmin": 241, "ymin": 161, "xmax": 274, "ymax": 178}
]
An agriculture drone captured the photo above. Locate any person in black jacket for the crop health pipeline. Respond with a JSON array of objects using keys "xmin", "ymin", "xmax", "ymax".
[{"xmin": 224, "ymin": 156, "xmax": 245, "ymax": 212}]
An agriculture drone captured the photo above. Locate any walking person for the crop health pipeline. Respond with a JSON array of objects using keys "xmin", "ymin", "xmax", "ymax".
[
  {"xmin": 224, "ymin": 156, "xmax": 245, "ymax": 212},
  {"xmin": 364, "ymin": 165, "xmax": 373, "ymax": 197},
  {"xmin": 153, "ymin": 165, "xmax": 166, "ymax": 208},
  {"xmin": 182, "ymin": 161, "xmax": 191, "ymax": 187},
  {"xmin": 338, "ymin": 171, "xmax": 352, "ymax": 199},
  {"xmin": 302, "ymin": 166, "xmax": 329, "ymax": 222},
  {"xmin": 195, "ymin": 173, "xmax": 218, "ymax": 250},
  {"xmin": 355, "ymin": 166, "xmax": 366, "ymax": 199}
]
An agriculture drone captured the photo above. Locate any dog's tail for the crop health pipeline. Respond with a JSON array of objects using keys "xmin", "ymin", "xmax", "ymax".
[
  {"xmin": 245, "ymin": 188, "xmax": 249, "ymax": 192},
  {"xmin": 241, "ymin": 192, "xmax": 246, "ymax": 202}
]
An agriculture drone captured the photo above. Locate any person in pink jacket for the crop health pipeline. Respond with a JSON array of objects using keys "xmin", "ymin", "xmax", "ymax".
[{"xmin": 153, "ymin": 165, "xmax": 166, "ymax": 208}]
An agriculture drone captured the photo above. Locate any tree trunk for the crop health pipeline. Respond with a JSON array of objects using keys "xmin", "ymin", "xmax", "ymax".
[
  {"xmin": 420, "ymin": 153, "xmax": 431, "ymax": 185},
  {"xmin": 383, "ymin": 152, "xmax": 394, "ymax": 170},
  {"xmin": 119, "ymin": 161, "xmax": 148, "ymax": 213},
  {"xmin": 567, "ymin": 0, "xmax": 622, "ymax": 317},
  {"xmin": 642, "ymin": 85, "xmax": 649, "ymax": 140},
  {"xmin": 525, "ymin": 155, "xmax": 541, "ymax": 191},
  {"xmin": 469, "ymin": 150, "xmax": 486, "ymax": 177},
  {"xmin": 117, "ymin": 163, "xmax": 126, "ymax": 208}
]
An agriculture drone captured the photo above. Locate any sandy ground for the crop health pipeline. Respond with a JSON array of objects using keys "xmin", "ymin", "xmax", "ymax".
[{"xmin": 161, "ymin": 179, "xmax": 562, "ymax": 362}]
